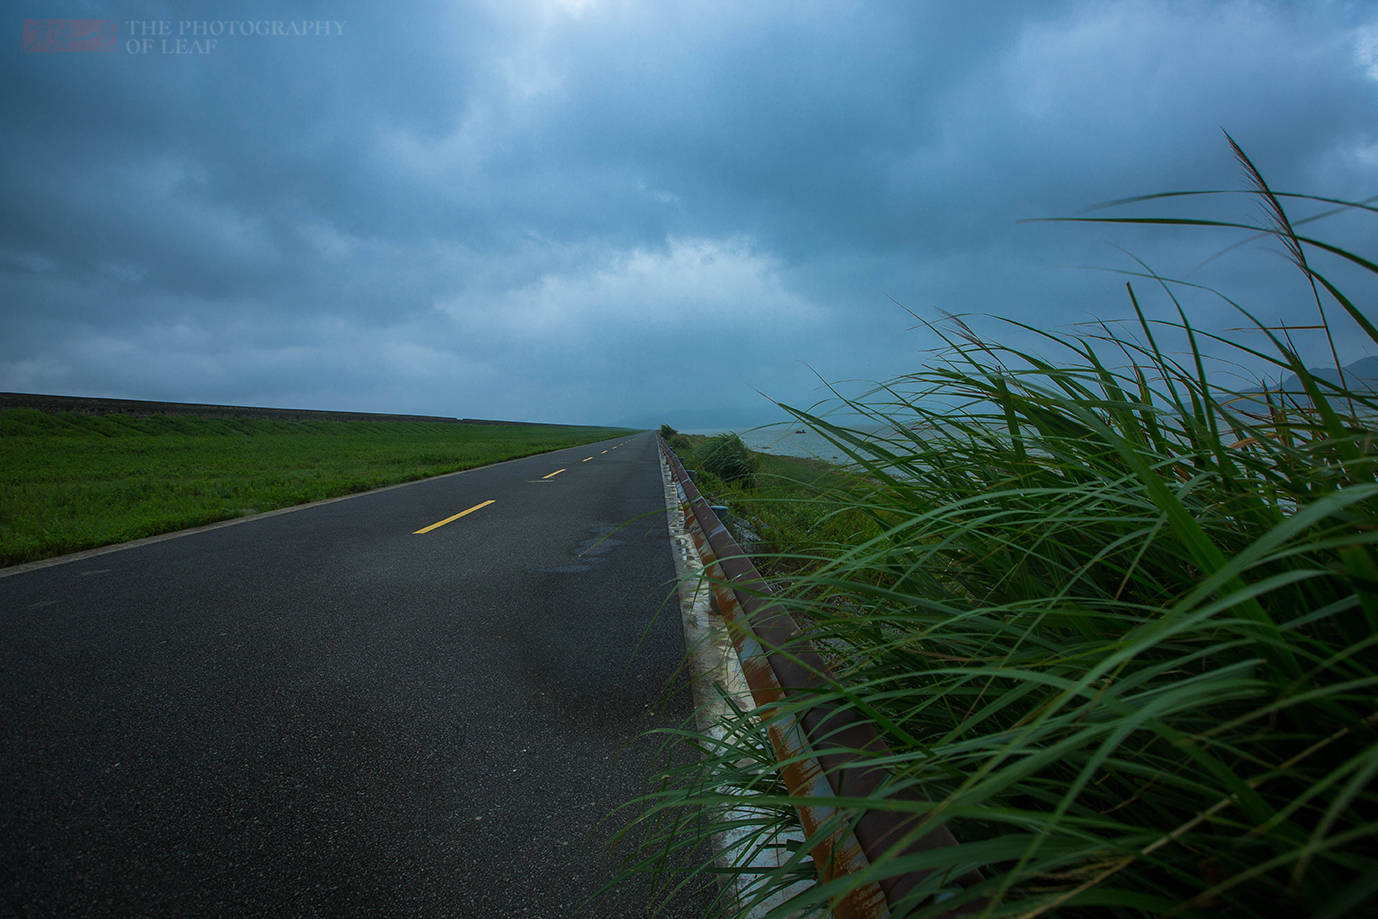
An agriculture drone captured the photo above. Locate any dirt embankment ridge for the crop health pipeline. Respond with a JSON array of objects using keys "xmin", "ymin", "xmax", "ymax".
[
  {"xmin": 0, "ymin": 391, "xmax": 458, "ymax": 423},
  {"xmin": 0, "ymin": 392, "xmax": 578, "ymax": 427}
]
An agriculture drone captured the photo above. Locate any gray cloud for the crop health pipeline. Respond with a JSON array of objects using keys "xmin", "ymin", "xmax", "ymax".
[{"xmin": 2, "ymin": 0, "xmax": 1375, "ymax": 427}]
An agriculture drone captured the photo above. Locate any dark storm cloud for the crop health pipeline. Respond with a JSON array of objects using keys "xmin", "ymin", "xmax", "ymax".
[{"xmin": 2, "ymin": 0, "xmax": 1375, "ymax": 425}]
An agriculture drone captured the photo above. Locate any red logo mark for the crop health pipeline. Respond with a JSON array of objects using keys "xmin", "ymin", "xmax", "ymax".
[{"xmin": 23, "ymin": 19, "xmax": 117, "ymax": 53}]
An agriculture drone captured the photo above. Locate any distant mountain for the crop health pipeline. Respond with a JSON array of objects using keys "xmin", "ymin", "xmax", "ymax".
[
  {"xmin": 1225, "ymin": 357, "xmax": 1378, "ymax": 416},
  {"xmin": 1277, "ymin": 357, "xmax": 1378, "ymax": 393}
]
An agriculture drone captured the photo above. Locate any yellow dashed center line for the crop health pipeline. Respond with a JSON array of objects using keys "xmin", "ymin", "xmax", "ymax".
[
  {"xmin": 582, "ymin": 457, "xmax": 592, "ymax": 462},
  {"xmin": 600, "ymin": 450, "xmax": 607, "ymax": 454},
  {"xmin": 413, "ymin": 500, "xmax": 495, "ymax": 534},
  {"xmin": 542, "ymin": 468, "xmax": 566, "ymax": 479}
]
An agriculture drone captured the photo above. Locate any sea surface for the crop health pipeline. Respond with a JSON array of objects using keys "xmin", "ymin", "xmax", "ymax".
[
  {"xmin": 701, "ymin": 420, "xmax": 966, "ymax": 464},
  {"xmin": 738, "ymin": 426, "xmax": 851, "ymax": 462}
]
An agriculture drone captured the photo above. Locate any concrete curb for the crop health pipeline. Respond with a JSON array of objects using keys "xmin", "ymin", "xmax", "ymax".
[{"xmin": 657, "ymin": 449, "xmax": 811, "ymax": 918}]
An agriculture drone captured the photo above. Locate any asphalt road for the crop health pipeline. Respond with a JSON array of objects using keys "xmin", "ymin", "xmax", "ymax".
[{"xmin": 1, "ymin": 431, "xmax": 709, "ymax": 917}]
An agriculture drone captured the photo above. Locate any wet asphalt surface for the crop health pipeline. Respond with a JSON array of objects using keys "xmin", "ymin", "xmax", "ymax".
[{"xmin": 1, "ymin": 431, "xmax": 711, "ymax": 917}]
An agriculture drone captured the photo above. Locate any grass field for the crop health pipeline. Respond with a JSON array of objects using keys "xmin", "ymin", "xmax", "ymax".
[{"xmin": 0, "ymin": 410, "xmax": 632, "ymax": 566}]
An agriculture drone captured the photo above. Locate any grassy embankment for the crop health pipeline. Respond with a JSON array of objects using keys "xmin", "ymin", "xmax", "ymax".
[
  {"xmin": 664, "ymin": 430, "xmax": 879, "ymax": 576},
  {"xmin": 633, "ymin": 145, "xmax": 1378, "ymax": 917},
  {"xmin": 0, "ymin": 412, "xmax": 631, "ymax": 566}
]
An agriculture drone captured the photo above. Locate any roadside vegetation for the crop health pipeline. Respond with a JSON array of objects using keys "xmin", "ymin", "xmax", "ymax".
[
  {"xmin": 0, "ymin": 414, "xmax": 631, "ymax": 565},
  {"xmin": 636, "ymin": 144, "xmax": 1378, "ymax": 917},
  {"xmin": 663, "ymin": 428, "xmax": 880, "ymax": 577}
]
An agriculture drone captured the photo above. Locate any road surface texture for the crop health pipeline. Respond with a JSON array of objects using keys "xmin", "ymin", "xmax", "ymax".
[{"xmin": 1, "ymin": 431, "xmax": 710, "ymax": 917}]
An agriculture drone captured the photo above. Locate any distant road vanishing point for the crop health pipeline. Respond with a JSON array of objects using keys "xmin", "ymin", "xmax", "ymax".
[{"xmin": 1, "ymin": 431, "xmax": 708, "ymax": 917}]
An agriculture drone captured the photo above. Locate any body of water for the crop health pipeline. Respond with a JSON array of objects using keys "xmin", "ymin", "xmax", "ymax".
[
  {"xmin": 737, "ymin": 426, "xmax": 850, "ymax": 462},
  {"xmin": 700, "ymin": 422, "xmax": 943, "ymax": 464}
]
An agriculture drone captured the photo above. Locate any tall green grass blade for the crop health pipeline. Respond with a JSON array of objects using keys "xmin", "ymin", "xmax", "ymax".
[{"xmin": 630, "ymin": 143, "xmax": 1377, "ymax": 917}]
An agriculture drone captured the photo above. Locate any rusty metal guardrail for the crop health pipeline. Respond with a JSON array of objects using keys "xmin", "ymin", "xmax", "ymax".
[{"xmin": 661, "ymin": 437, "xmax": 981, "ymax": 919}]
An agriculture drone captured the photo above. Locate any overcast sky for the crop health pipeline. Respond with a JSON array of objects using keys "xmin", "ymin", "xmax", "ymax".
[{"xmin": 4, "ymin": 1, "xmax": 1376, "ymax": 429}]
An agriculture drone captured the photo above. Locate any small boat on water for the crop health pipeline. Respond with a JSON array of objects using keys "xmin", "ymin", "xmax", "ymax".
[{"xmin": 795, "ymin": 428, "xmax": 805, "ymax": 434}]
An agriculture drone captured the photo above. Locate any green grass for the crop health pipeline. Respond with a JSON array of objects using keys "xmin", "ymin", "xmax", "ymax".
[
  {"xmin": 628, "ymin": 141, "xmax": 1378, "ymax": 917},
  {"xmin": 685, "ymin": 444, "xmax": 881, "ymax": 577},
  {"xmin": 0, "ymin": 412, "xmax": 633, "ymax": 566},
  {"xmin": 666, "ymin": 427, "xmax": 876, "ymax": 558}
]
